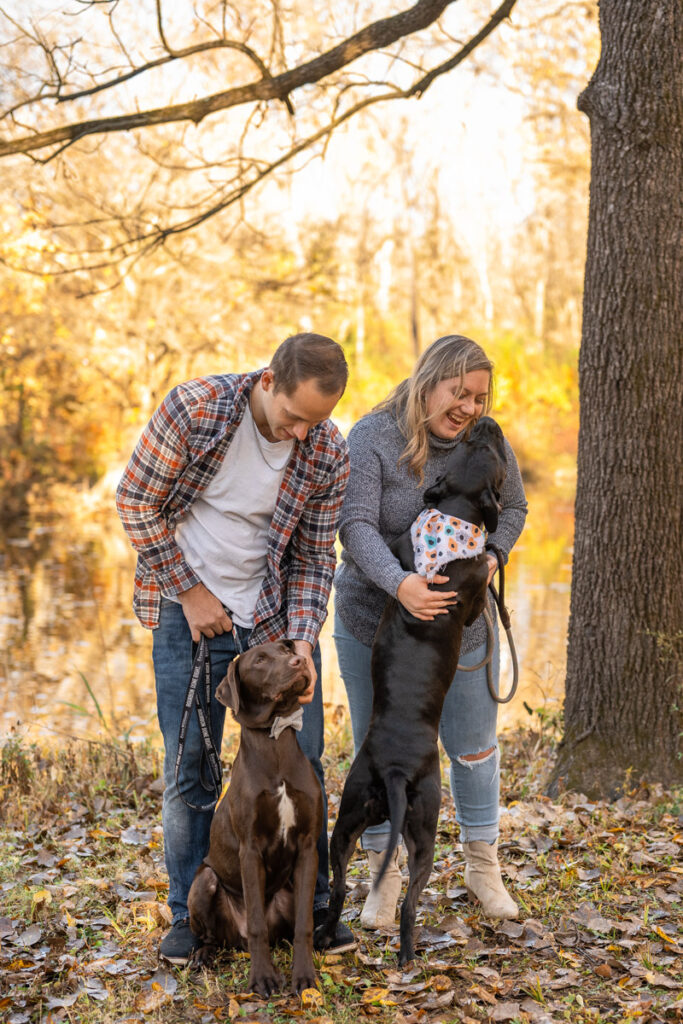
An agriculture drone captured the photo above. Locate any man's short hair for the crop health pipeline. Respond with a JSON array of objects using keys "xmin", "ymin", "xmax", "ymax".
[{"xmin": 270, "ymin": 333, "xmax": 348, "ymax": 397}]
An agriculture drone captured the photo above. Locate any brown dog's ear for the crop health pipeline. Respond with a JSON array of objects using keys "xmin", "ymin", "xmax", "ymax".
[
  {"xmin": 481, "ymin": 486, "xmax": 501, "ymax": 534},
  {"xmin": 216, "ymin": 657, "xmax": 240, "ymax": 713}
]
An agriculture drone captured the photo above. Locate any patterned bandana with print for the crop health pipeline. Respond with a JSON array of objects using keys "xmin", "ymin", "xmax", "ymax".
[{"xmin": 410, "ymin": 508, "xmax": 485, "ymax": 581}]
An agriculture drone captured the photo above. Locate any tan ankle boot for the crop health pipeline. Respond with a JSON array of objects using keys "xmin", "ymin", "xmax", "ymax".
[
  {"xmin": 463, "ymin": 840, "xmax": 518, "ymax": 919},
  {"xmin": 360, "ymin": 848, "xmax": 402, "ymax": 929}
]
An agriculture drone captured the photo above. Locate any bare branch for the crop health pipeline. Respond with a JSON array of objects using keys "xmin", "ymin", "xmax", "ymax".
[
  {"xmin": 0, "ymin": 11, "xmax": 288, "ymax": 114},
  {"xmin": 411, "ymin": 0, "xmax": 517, "ymax": 97},
  {"xmin": 7, "ymin": 0, "xmax": 519, "ymax": 275},
  {"xmin": 54, "ymin": 39, "xmax": 289, "ymax": 105},
  {"xmin": 155, "ymin": 0, "xmax": 175, "ymax": 56},
  {"xmin": 0, "ymin": 0, "xmax": 520, "ymax": 290},
  {"xmin": 0, "ymin": 0, "xmax": 457, "ymax": 158}
]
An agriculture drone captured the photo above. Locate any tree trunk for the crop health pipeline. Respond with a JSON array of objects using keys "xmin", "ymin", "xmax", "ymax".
[{"xmin": 549, "ymin": 0, "xmax": 683, "ymax": 799}]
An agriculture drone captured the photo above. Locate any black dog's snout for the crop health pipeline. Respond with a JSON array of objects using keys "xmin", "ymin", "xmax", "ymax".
[{"xmin": 423, "ymin": 475, "xmax": 444, "ymax": 503}]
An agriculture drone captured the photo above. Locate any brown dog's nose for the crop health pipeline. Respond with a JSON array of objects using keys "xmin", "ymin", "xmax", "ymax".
[{"xmin": 288, "ymin": 654, "xmax": 304, "ymax": 669}]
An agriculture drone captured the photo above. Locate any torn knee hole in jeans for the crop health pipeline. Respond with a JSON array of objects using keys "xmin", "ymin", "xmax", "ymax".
[{"xmin": 457, "ymin": 746, "xmax": 497, "ymax": 770}]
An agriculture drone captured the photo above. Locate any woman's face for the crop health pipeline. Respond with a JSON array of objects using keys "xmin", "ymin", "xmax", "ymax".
[{"xmin": 425, "ymin": 369, "xmax": 490, "ymax": 440}]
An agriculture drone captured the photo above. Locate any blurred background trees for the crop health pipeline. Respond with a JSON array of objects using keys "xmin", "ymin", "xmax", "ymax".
[
  {"xmin": 0, "ymin": 0, "xmax": 597, "ymax": 522},
  {"xmin": 5, "ymin": 1, "xmax": 679, "ymax": 799}
]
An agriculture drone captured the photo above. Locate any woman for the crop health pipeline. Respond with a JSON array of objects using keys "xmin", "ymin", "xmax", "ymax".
[{"xmin": 333, "ymin": 334, "xmax": 527, "ymax": 926}]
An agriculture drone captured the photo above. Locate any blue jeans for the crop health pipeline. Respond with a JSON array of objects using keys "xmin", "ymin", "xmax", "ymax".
[
  {"xmin": 333, "ymin": 610, "xmax": 500, "ymax": 850},
  {"xmin": 153, "ymin": 598, "xmax": 329, "ymax": 923}
]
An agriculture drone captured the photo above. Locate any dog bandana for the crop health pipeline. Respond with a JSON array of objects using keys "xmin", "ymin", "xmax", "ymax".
[
  {"xmin": 270, "ymin": 707, "xmax": 304, "ymax": 740},
  {"xmin": 410, "ymin": 508, "xmax": 485, "ymax": 581}
]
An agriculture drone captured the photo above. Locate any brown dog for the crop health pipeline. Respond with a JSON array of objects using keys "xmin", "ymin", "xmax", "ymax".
[{"xmin": 187, "ymin": 639, "xmax": 322, "ymax": 996}]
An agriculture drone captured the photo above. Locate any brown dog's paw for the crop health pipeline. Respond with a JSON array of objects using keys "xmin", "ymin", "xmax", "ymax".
[
  {"xmin": 291, "ymin": 966, "xmax": 317, "ymax": 995},
  {"xmin": 290, "ymin": 950, "xmax": 317, "ymax": 999},
  {"xmin": 248, "ymin": 965, "xmax": 284, "ymax": 998}
]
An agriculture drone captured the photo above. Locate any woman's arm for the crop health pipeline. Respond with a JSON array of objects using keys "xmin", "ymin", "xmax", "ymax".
[
  {"xmin": 339, "ymin": 419, "xmax": 456, "ymax": 618},
  {"xmin": 338, "ymin": 420, "xmax": 411, "ymax": 598}
]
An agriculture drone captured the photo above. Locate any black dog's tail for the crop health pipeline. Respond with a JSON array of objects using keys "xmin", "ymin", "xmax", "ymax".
[{"xmin": 375, "ymin": 769, "xmax": 408, "ymax": 887}]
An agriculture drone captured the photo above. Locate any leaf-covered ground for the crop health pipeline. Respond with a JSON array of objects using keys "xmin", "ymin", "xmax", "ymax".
[{"xmin": 1, "ymin": 715, "xmax": 682, "ymax": 1024}]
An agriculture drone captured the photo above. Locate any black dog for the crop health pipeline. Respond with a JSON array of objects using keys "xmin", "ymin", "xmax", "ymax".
[
  {"xmin": 315, "ymin": 416, "xmax": 507, "ymax": 964},
  {"xmin": 187, "ymin": 640, "xmax": 322, "ymax": 996}
]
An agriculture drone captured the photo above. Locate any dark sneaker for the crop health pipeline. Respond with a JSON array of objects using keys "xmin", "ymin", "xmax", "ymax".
[
  {"xmin": 313, "ymin": 907, "xmax": 357, "ymax": 954},
  {"xmin": 159, "ymin": 918, "xmax": 200, "ymax": 965}
]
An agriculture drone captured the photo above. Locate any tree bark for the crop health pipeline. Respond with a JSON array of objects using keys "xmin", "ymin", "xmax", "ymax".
[{"xmin": 549, "ymin": 0, "xmax": 683, "ymax": 799}]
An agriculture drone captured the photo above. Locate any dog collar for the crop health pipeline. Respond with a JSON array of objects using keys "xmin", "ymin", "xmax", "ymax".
[
  {"xmin": 270, "ymin": 707, "xmax": 304, "ymax": 740},
  {"xmin": 410, "ymin": 508, "xmax": 485, "ymax": 581}
]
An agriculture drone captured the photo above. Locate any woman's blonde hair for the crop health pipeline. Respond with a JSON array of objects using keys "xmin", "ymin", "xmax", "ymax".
[{"xmin": 375, "ymin": 334, "xmax": 494, "ymax": 482}]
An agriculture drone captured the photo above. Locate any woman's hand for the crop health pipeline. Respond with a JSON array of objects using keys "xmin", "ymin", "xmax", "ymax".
[
  {"xmin": 486, "ymin": 553, "xmax": 498, "ymax": 585},
  {"xmin": 396, "ymin": 573, "xmax": 458, "ymax": 621}
]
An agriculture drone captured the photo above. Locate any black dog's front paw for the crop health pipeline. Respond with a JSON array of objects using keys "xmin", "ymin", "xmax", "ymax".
[
  {"xmin": 312, "ymin": 921, "xmax": 333, "ymax": 950},
  {"xmin": 193, "ymin": 942, "xmax": 219, "ymax": 967},
  {"xmin": 398, "ymin": 944, "xmax": 414, "ymax": 967}
]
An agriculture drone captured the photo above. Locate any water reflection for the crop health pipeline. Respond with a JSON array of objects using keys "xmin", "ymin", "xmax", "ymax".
[{"xmin": 0, "ymin": 486, "xmax": 573, "ymax": 744}]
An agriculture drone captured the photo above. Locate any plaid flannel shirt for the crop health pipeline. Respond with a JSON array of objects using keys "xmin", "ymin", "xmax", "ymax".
[{"xmin": 116, "ymin": 370, "xmax": 349, "ymax": 647}]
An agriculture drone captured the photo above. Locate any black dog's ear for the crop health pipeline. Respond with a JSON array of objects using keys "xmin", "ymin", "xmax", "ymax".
[
  {"xmin": 216, "ymin": 657, "xmax": 240, "ymax": 712},
  {"xmin": 481, "ymin": 486, "xmax": 501, "ymax": 534}
]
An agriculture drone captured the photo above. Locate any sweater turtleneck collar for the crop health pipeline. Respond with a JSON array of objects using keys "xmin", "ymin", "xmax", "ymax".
[{"xmin": 427, "ymin": 430, "xmax": 463, "ymax": 451}]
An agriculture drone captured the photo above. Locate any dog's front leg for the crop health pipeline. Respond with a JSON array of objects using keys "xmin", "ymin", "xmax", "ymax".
[
  {"xmin": 240, "ymin": 846, "xmax": 283, "ymax": 997},
  {"xmin": 290, "ymin": 834, "xmax": 318, "ymax": 994}
]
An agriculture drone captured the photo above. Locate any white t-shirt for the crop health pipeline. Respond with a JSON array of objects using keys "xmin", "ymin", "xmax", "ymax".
[{"xmin": 174, "ymin": 404, "xmax": 294, "ymax": 627}]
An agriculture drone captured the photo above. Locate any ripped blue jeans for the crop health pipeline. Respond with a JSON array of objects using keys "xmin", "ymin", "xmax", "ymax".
[{"xmin": 333, "ymin": 611, "xmax": 500, "ymax": 850}]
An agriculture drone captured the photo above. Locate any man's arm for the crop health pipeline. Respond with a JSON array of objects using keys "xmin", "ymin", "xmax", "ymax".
[
  {"xmin": 287, "ymin": 451, "xmax": 346, "ymax": 701},
  {"xmin": 285, "ymin": 443, "xmax": 350, "ymax": 679},
  {"xmin": 115, "ymin": 385, "xmax": 202, "ymax": 599}
]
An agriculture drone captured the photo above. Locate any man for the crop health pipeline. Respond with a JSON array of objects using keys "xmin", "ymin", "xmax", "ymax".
[{"xmin": 116, "ymin": 332, "xmax": 355, "ymax": 964}]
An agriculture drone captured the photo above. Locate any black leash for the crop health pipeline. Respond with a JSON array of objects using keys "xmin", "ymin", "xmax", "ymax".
[
  {"xmin": 175, "ymin": 617, "xmax": 244, "ymax": 811},
  {"xmin": 484, "ymin": 543, "xmax": 519, "ymax": 704},
  {"xmin": 456, "ymin": 543, "xmax": 519, "ymax": 704}
]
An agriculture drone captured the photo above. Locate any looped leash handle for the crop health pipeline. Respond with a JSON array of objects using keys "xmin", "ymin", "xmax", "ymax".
[
  {"xmin": 174, "ymin": 634, "xmax": 224, "ymax": 811},
  {"xmin": 486, "ymin": 543, "xmax": 511, "ymax": 630},
  {"xmin": 484, "ymin": 542, "xmax": 519, "ymax": 704}
]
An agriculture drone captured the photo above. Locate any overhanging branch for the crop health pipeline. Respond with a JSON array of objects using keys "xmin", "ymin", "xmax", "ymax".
[
  {"xmin": 0, "ymin": 0, "xmax": 457, "ymax": 158},
  {"xmin": 0, "ymin": 0, "xmax": 518, "ymax": 294}
]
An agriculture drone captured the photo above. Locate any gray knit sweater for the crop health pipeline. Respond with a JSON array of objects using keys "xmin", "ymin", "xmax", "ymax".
[{"xmin": 334, "ymin": 410, "xmax": 528, "ymax": 653}]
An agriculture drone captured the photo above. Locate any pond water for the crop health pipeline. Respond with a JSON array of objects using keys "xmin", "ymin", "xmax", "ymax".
[{"xmin": 0, "ymin": 481, "xmax": 573, "ymax": 747}]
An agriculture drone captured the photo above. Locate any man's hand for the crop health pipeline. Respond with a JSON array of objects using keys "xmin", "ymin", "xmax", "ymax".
[
  {"xmin": 292, "ymin": 640, "xmax": 316, "ymax": 705},
  {"xmin": 396, "ymin": 573, "xmax": 458, "ymax": 621},
  {"xmin": 179, "ymin": 582, "xmax": 232, "ymax": 642}
]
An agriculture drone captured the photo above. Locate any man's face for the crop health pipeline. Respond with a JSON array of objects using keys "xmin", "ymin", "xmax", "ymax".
[{"xmin": 259, "ymin": 370, "xmax": 342, "ymax": 442}]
